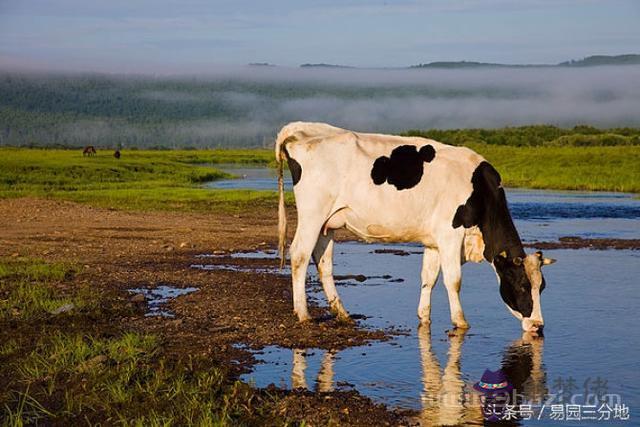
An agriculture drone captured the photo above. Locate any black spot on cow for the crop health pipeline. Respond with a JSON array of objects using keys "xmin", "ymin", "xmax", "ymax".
[
  {"xmin": 283, "ymin": 147, "xmax": 302, "ymax": 186},
  {"xmin": 452, "ymin": 161, "xmax": 524, "ymax": 261},
  {"xmin": 370, "ymin": 144, "xmax": 435, "ymax": 190},
  {"xmin": 452, "ymin": 161, "xmax": 533, "ymax": 317}
]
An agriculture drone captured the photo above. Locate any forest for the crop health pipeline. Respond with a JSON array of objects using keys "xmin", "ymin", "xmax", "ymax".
[{"xmin": 2, "ymin": 70, "xmax": 640, "ymax": 148}]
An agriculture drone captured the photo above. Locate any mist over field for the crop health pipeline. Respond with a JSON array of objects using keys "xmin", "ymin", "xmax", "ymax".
[{"xmin": 2, "ymin": 65, "xmax": 640, "ymax": 147}]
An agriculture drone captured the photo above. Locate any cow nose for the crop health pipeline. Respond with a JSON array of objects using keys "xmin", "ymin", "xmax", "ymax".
[
  {"xmin": 531, "ymin": 321, "xmax": 544, "ymax": 334},
  {"xmin": 523, "ymin": 318, "xmax": 544, "ymax": 333}
]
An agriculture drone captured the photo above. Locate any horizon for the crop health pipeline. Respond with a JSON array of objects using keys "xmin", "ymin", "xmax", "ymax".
[{"xmin": 1, "ymin": 0, "xmax": 639, "ymax": 74}]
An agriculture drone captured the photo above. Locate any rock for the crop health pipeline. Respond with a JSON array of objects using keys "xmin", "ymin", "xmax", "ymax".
[
  {"xmin": 50, "ymin": 303, "xmax": 74, "ymax": 315},
  {"xmin": 130, "ymin": 293, "xmax": 146, "ymax": 303},
  {"xmin": 50, "ymin": 303, "xmax": 76, "ymax": 314}
]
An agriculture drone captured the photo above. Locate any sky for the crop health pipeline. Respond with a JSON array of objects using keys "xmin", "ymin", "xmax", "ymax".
[{"xmin": 0, "ymin": 0, "xmax": 639, "ymax": 73}]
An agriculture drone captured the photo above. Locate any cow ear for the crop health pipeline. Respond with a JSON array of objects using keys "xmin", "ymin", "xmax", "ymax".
[
  {"xmin": 513, "ymin": 257, "xmax": 523, "ymax": 266},
  {"xmin": 542, "ymin": 257, "xmax": 556, "ymax": 266}
]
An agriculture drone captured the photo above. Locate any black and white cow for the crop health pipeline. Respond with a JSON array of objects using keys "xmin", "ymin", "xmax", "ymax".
[{"xmin": 276, "ymin": 122, "xmax": 555, "ymax": 332}]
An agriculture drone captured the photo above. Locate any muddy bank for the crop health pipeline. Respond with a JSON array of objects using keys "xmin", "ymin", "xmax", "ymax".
[
  {"xmin": 525, "ymin": 236, "xmax": 640, "ymax": 250},
  {"xmin": 0, "ymin": 198, "xmax": 407, "ymax": 425}
]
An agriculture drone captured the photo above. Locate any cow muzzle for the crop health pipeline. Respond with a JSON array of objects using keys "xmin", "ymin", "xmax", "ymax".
[{"xmin": 522, "ymin": 317, "xmax": 544, "ymax": 334}]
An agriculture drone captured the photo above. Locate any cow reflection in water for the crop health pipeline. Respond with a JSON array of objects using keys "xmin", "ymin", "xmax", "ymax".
[
  {"xmin": 290, "ymin": 329, "xmax": 546, "ymax": 426},
  {"xmin": 291, "ymin": 349, "xmax": 336, "ymax": 392},
  {"xmin": 419, "ymin": 328, "xmax": 546, "ymax": 425}
]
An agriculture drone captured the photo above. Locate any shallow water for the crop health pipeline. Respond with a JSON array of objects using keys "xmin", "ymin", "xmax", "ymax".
[
  {"xmin": 232, "ymin": 244, "xmax": 639, "ymax": 425},
  {"xmin": 204, "ymin": 164, "xmax": 639, "ymax": 424},
  {"xmin": 128, "ymin": 285, "xmax": 198, "ymax": 317}
]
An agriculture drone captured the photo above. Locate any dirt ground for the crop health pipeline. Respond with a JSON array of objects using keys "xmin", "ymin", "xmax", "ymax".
[{"xmin": 0, "ymin": 198, "xmax": 411, "ymax": 425}]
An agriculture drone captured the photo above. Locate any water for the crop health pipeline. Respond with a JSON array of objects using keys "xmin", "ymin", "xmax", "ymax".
[
  {"xmin": 228, "ymin": 244, "xmax": 639, "ymax": 426},
  {"xmin": 128, "ymin": 285, "xmax": 198, "ymax": 317},
  {"xmin": 203, "ymin": 165, "xmax": 639, "ymax": 425}
]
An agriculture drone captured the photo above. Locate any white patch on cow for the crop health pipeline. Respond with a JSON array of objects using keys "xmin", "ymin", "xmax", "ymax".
[
  {"xmin": 463, "ymin": 226, "xmax": 485, "ymax": 263},
  {"xmin": 522, "ymin": 253, "xmax": 545, "ymax": 332}
]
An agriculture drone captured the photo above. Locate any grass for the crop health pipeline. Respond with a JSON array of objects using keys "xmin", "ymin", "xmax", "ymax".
[
  {"xmin": 0, "ymin": 257, "xmax": 281, "ymax": 425},
  {"xmin": 0, "ymin": 258, "xmax": 85, "ymax": 320},
  {"xmin": 0, "ymin": 144, "xmax": 637, "ymax": 216},
  {"xmin": 469, "ymin": 144, "xmax": 640, "ymax": 193},
  {"xmin": 3, "ymin": 331, "xmax": 275, "ymax": 425},
  {"xmin": 0, "ymin": 148, "xmax": 279, "ymax": 212}
]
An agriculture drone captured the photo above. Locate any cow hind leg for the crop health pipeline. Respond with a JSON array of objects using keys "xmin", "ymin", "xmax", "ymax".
[
  {"xmin": 290, "ymin": 211, "xmax": 329, "ymax": 322},
  {"xmin": 312, "ymin": 231, "xmax": 350, "ymax": 321},
  {"xmin": 417, "ymin": 247, "xmax": 440, "ymax": 325},
  {"xmin": 439, "ymin": 237, "xmax": 470, "ymax": 329}
]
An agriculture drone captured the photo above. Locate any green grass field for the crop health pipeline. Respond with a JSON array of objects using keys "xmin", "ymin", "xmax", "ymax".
[
  {"xmin": 0, "ymin": 145, "xmax": 638, "ymax": 215},
  {"xmin": 469, "ymin": 144, "xmax": 640, "ymax": 193},
  {"xmin": 0, "ymin": 148, "xmax": 279, "ymax": 212}
]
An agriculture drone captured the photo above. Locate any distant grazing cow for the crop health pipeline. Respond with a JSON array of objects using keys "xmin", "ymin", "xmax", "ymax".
[
  {"xmin": 82, "ymin": 146, "xmax": 96, "ymax": 156},
  {"xmin": 114, "ymin": 150, "xmax": 121, "ymax": 159},
  {"xmin": 276, "ymin": 122, "xmax": 555, "ymax": 332}
]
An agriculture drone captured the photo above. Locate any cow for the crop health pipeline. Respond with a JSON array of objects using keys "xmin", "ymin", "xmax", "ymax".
[
  {"xmin": 82, "ymin": 146, "xmax": 97, "ymax": 156},
  {"xmin": 275, "ymin": 122, "xmax": 556, "ymax": 333}
]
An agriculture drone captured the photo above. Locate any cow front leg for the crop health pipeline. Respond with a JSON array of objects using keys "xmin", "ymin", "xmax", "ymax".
[
  {"xmin": 312, "ymin": 231, "xmax": 350, "ymax": 321},
  {"xmin": 417, "ymin": 247, "xmax": 440, "ymax": 325},
  {"xmin": 440, "ymin": 245, "xmax": 469, "ymax": 329}
]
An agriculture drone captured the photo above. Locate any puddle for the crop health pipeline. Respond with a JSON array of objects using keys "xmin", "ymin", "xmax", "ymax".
[{"xmin": 128, "ymin": 285, "xmax": 198, "ymax": 317}]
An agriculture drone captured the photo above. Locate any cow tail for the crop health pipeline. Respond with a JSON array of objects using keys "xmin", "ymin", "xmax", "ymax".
[{"xmin": 276, "ymin": 131, "xmax": 290, "ymax": 269}]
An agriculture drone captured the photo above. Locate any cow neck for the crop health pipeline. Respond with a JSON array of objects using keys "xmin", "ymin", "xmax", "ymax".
[{"xmin": 480, "ymin": 186, "xmax": 526, "ymax": 262}]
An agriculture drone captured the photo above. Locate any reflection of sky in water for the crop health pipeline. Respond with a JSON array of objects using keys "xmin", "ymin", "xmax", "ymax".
[
  {"xmin": 239, "ymin": 245, "xmax": 640, "ymax": 426},
  {"xmin": 206, "ymin": 165, "xmax": 640, "ymax": 240}
]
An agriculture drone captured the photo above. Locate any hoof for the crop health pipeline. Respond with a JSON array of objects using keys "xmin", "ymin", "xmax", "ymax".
[
  {"xmin": 336, "ymin": 313, "xmax": 354, "ymax": 324},
  {"xmin": 295, "ymin": 312, "xmax": 312, "ymax": 323},
  {"xmin": 417, "ymin": 315, "xmax": 431, "ymax": 326},
  {"xmin": 453, "ymin": 321, "xmax": 470, "ymax": 330}
]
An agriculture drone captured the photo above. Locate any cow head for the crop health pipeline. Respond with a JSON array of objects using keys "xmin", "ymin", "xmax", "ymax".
[{"xmin": 493, "ymin": 251, "xmax": 556, "ymax": 333}]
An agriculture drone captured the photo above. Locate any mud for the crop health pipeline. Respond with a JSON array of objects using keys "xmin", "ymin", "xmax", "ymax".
[
  {"xmin": 525, "ymin": 236, "xmax": 640, "ymax": 250},
  {"xmin": 0, "ymin": 197, "xmax": 407, "ymax": 425}
]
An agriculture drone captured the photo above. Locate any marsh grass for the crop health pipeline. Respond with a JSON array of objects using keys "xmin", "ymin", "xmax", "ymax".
[
  {"xmin": 0, "ymin": 148, "xmax": 279, "ymax": 212},
  {"xmin": 0, "ymin": 258, "xmax": 85, "ymax": 320},
  {"xmin": 0, "ymin": 257, "xmax": 280, "ymax": 426},
  {"xmin": 3, "ymin": 331, "xmax": 276, "ymax": 426},
  {"xmin": 1, "ymin": 145, "xmax": 637, "ymax": 216},
  {"xmin": 470, "ymin": 144, "xmax": 640, "ymax": 193}
]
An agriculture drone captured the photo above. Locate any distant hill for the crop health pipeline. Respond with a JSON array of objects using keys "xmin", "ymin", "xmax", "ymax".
[
  {"xmin": 299, "ymin": 63, "xmax": 355, "ymax": 69},
  {"xmin": 410, "ymin": 54, "xmax": 640, "ymax": 69},
  {"xmin": 558, "ymin": 54, "xmax": 640, "ymax": 67},
  {"xmin": 410, "ymin": 61, "xmax": 530, "ymax": 69}
]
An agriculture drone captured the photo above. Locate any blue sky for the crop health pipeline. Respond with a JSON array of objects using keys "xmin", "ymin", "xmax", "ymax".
[{"xmin": 1, "ymin": 0, "xmax": 639, "ymax": 72}]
